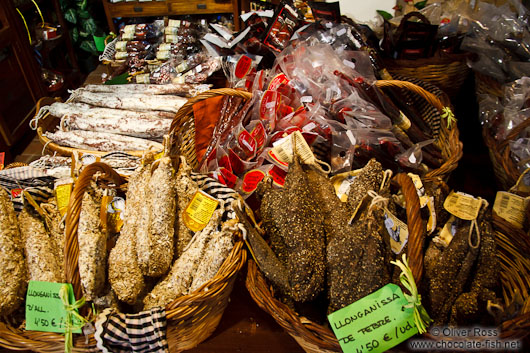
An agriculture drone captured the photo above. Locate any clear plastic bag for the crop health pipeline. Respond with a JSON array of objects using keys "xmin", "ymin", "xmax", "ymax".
[{"xmin": 510, "ymin": 137, "xmax": 530, "ymax": 173}]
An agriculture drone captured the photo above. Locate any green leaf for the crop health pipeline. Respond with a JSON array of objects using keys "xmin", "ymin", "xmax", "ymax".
[
  {"xmin": 79, "ymin": 39, "xmax": 97, "ymax": 54},
  {"xmin": 414, "ymin": 1, "xmax": 427, "ymax": 10},
  {"xmin": 59, "ymin": 0, "xmax": 68, "ymax": 13},
  {"xmin": 71, "ymin": 27, "xmax": 79, "ymax": 42},
  {"xmin": 76, "ymin": 0, "xmax": 88, "ymax": 11},
  {"xmin": 79, "ymin": 30, "xmax": 90, "ymax": 38},
  {"xmin": 64, "ymin": 8, "xmax": 77, "ymax": 24},
  {"xmin": 377, "ymin": 10, "xmax": 393, "ymax": 21},
  {"xmin": 77, "ymin": 9, "xmax": 90, "ymax": 19},
  {"xmin": 81, "ymin": 18, "xmax": 97, "ymax": 35}
]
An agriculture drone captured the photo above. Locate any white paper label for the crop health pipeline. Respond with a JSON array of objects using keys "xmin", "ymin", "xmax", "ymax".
[
  {"xmin": 346, "ymin": 130, "xmax": 356, "ymax": 145},
  {"xmin": 343, "ymin": 59, "xmax": 356, "ymax": 69},
  {"xmin": 271, "ymin": 131, "xmax": 315, "ymax": 165},
  {"xmin": 303, "ymin": 122, "xmax": 317, "ymax": 132}
]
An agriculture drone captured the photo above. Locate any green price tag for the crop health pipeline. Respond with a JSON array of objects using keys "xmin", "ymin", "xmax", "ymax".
[
  {"xmin": 328, "ymin": 284, "xmax": 418, "ymax": 353},
  {"xmin": 25, "ymin": 281, "xmax": 82, "ymax": 333}
]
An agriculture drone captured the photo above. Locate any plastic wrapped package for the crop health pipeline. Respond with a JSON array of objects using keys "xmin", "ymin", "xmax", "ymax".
[{"xmin": 510, "ymin": 138, "xmax": 530, "ymax": 173}]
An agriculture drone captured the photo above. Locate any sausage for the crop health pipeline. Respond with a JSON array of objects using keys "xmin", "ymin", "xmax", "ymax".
[
  {"xmin": 19, "ymin": 207, "xmax": 62, "ymax": 283},
  {"xmin": 137, "ymin": 157, "xmax": 177, "ymax": 277},
  {"xmin": 0, "ymin": 188, "xmax": 27, "ymax": 316}
]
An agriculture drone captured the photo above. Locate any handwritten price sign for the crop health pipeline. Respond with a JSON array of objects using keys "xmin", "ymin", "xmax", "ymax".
[
  {"xmin": 328, "ymin": 284, "xmax": 418, "ymax": 353},
  {"xmin": 25, "ymin": 281, "xmax": 81, "ymax": 334}
]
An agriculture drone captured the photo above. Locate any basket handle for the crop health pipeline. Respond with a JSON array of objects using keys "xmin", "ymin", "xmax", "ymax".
[
  {"xmin": 395, "ymin": 11, "xmax": 432, "ymax": 41},
  {"xmin": 64, "ymin": 162, "xmax": 123, "ymax": 300},
  {"xmin": 393, "ymin": 173, "xmax": 426, "ymax": 285},
  {"xmin": 169, "ymin": 88, "xmax": 252, "ymax": 136},
  {"xmin": 168, "ymin": 88, "xmax": 252, "ymax": 168},
  {"xmin": 375, "ymin": 80, "xmax": 446, "ymax": 113}
]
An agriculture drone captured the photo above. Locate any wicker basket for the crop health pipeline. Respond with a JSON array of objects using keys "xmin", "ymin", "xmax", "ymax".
[
  {"xmin": 246, "ymin": 173, "xmax": 425, "ymax": 353},
  {"xmin": 383, "ymin": 54, "xmax": 471, "ymax": 99},
  {"xmin": 482, "ymin": 107, "xmax": 530, "ymax": 190},
  {"xmin": 377, "ymin": 10, "xmax": 471, "ymax": 98},
  {"xmin": 169, "ymin": 88, "xmax": 253, "ymax": 168},
  {"xmin": 169, "ymin": 84, "xmax": 461, "ymax": 182},
  {"xmin": 33, "ymin": 97, "xmax": 159, "ymax": 158},
  {"xmin": 0, "ymin": 161, "xmax": 247, "ymax": 352},
  {"xmin": 474, "ymin": 71, "xmax": 504, "ymax": 99},
  {"xmin": 373, "ymin": 79, "xmax": 463, "ymax": 182},
  {"xmin": 246, "ymin": 174, "xmax": 530, "ymax": 352},
  {"xmin": 476, "ymin": 71, "xmax": 529, "ymax": 191}
]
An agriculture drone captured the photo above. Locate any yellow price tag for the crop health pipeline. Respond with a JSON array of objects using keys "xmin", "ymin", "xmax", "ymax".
[
  {"xmin": 55, "ymin": 184, "xmax": 72, "ymax": 217},
  {"xmin": 443, "ymin": 191, "xmax": 482, "ymax": 221},
  {"xmin": 493, "ymin": 191, "xmax": 529, "ymax": 229},
  {"xmin": 182, "ymin": 190, "xmax": 219, "ymax": 232},
  {"xmin": 407, "ymin": 173, "xmax": 424, "ymax": 196}
]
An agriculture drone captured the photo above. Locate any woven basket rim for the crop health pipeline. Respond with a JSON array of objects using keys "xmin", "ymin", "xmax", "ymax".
[{"xmin": 383, "ymin": 52, "xmax": 472, "ymax": 67}]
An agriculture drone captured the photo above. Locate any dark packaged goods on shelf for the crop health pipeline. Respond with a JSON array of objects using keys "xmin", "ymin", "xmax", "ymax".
[
  {"xmin": 115, "ymin": 40, "xmax": 151, "ymax": 53},
  {"xmin": 120, "ymin": 23, "xmax": 162, "ymax": 43}
]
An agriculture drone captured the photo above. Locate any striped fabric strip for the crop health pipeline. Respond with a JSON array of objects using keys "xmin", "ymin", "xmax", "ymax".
[
  {"xmin": 391, "ymin": 74, "xmax": 444, "ymax": 139},
  {"xmin": 0, "ymin": 173, "xmax": 54, "ymax": 212},
  {"xmin": 95, "ymin": 307, "xmax": 169, "ymax": 353},
  {"xmin": 191, "ymin": 172, "xmax": 239, "ymax": 223},
  {"xmin": 0, "ymin": 166, "xmax": 49, "ymax": 179}
]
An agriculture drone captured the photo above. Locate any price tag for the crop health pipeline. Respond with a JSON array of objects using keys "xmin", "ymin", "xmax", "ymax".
[
  {"xmin": 25, "ymin": 281, "xmax": 81, "ymax": 333},
  {"xmin": 268, "ymin": 165, "xmax": 287, "ymax": 187},
  {"xmin": 384, "ymin": 211, "xmax": 409, "ymax": 254},
  {"xmin": 407, "ymin": 173, "xmax": 424, "ymax": 196},
  {"xmin": 435, "ymin": 215, "xmax": 457, "ymax": 247},
  {"xmin": 11, "ymin": 188, "xmax": 23, "ymax": 201},
  {"xmin": 493, "ymin": 191, "xmax": 529, "ymax": 229},
  {"xmin": 55, "ymin": 183, "xmax": 72, "ymax": 217},
  {"xmin": 331, "ymin": 170, "xmax": 361, "ymax": 202},
  {"xmin": 443, "ymin": 191, "xmax": 482, "ymax": 221},
  {"xmin": 420, "ymin": 196, "xmax": 437, "ymax": 235},
  {"xmin": 182, "ymin": 190, "xmax": 219, "ymax": 232},
  {"xmin": 328, "ymin": 284, "xmax": 418, "ymax": 353},
  {"xmin": 271, "ymin": 131, "xmax": 316, "ymax": 166},
  {"xmin": 103, "ymin": 196, "xmax": 125, "ymax": 233}
]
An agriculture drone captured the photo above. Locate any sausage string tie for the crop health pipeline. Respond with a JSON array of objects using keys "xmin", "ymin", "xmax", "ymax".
[
  {"xmin": 367, "ymin": 190, "xmax": 389, "ymax": 213},
  {"xmin": 30, "ymin": 106, "xmax": 51, "ymax": 130},
  {"xmin": 391, "ymin": 254, "xmax": 433, "ymax": 334},
  {"xmin": 468, "ymin": 199, "xmax": 488, "ymax": 249},
  {"xmin": 59, "ymin": 284, "xmax": 89, "ymax": 353}
]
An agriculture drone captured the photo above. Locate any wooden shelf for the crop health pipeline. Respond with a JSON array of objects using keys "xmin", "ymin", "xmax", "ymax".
[{"xmin": 102, "ymin": 0, "xmax": 241, "ymax": 32}]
